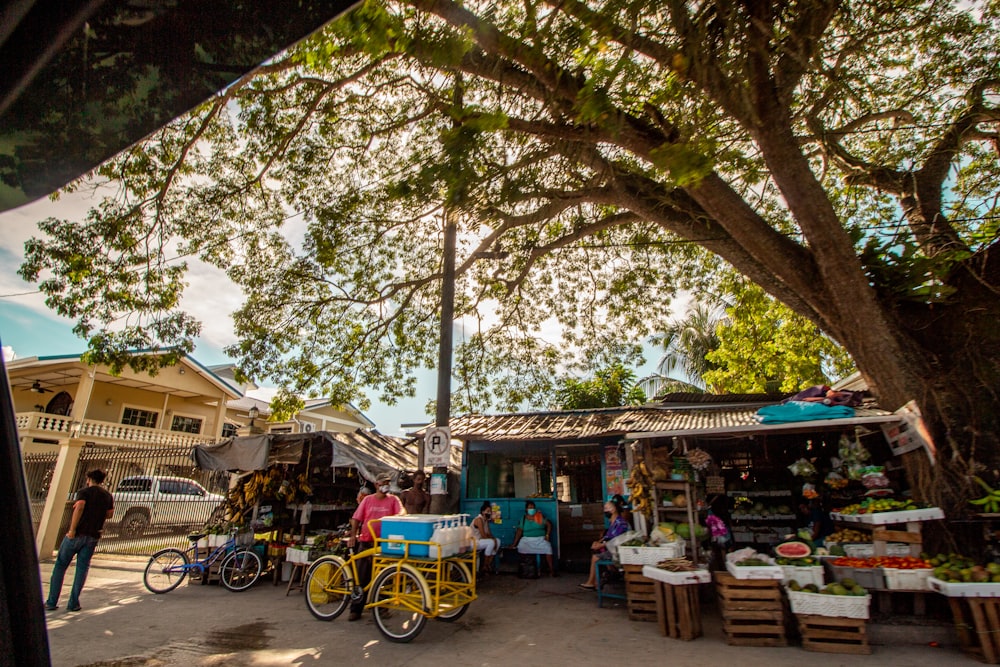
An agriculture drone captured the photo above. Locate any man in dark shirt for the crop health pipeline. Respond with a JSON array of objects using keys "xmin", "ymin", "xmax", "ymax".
[{"xmin": 44, "ymin": 469, "xmax": 114, "ymax": 612}]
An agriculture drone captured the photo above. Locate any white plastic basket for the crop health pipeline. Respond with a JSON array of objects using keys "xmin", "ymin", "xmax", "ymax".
[
  {"xmin": 787, "ymin": 589, "xmax": 871, "ymax": 619},
  {"xmin": 725, "ymin": 559, "xmax": 784, "ymax": 580},
  {"xmin": 842, "ymin": 543, "xmax": 911, "ymax": 558},
  {"xmin": 781, "ymin": 565, "xmax": 824, "ymax": 588},
  {"xmin": 617, "ymin": 542, "xmax": 685, "ymax": 565},
  {"xmin": 883, "ymin": 568, "xmax": 932, "ymax": 591},
  {"xmin": 641, "ymin": 565, "xmax": 712, "ymax": 585},
  {"xmin": 928, "ymin": 577, "xmax": 1000, "ymax": 597}
]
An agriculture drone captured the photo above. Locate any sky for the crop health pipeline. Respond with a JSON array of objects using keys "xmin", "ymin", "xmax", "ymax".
[{"xmin": 0, "ymin": 192, "xmax": 666, "ymax": 436}]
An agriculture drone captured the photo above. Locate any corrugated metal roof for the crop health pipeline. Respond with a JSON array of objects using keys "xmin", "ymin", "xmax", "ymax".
[{"xmin": 447, "ymin": 405, "xmax": 899, "ymax": 443}]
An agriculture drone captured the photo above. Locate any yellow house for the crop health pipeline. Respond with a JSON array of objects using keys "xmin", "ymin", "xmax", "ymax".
[
  {"xmin": 10, "ymin": 354, "xmax": 377, "ymax": 555},
  {"xmin": 9, "ymin": 352, "xmax": 242, "ymax": 554},
  {"xmin": 207, "ymin": 364, "xmax": 376, "ymax": 436}
]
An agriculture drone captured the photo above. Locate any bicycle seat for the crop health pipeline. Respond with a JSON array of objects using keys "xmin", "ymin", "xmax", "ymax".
[{"xmin": 187, "ymin": 533, "xmax": 207, "ymax": 542}]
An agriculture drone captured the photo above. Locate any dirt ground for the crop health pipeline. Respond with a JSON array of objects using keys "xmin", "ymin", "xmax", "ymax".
[{"xmin": 38, "ymin": 556, "xmax": 976, "ymax": 667}]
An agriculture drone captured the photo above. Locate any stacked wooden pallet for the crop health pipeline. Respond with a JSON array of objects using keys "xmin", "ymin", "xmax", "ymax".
[
  {"xmin": 654, "ymin": 579, "xmax": 702, "ymax": 640},
  {"xmin": 796, "ymin": 614, "xmax": 871, "ymax": 654},
  {"xmin": 623, "ymin": 565, "xmax": 658, "ymax": 622},
  {"xmin": 714, "ymin": 572, "xmax": 788, "ymax": 646}
]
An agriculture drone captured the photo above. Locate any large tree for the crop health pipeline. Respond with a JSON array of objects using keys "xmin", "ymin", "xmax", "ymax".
[{"xmin": 20, "ymin": 1, "xmax": 1000, "ymax": 524}]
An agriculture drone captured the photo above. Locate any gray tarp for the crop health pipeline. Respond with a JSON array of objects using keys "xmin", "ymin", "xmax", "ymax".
[
  {"xmin": 191, "ymin": 434, "xmax": 270, "ymax": 471},
  {"xmin": 191, "ymin": 430, "xmax": 417, "ymax": 484}
]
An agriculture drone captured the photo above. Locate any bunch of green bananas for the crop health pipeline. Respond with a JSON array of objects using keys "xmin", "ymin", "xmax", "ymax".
[{"xmin": 969, "ymin": 477, "xmax": 1000, "ymax": 513}]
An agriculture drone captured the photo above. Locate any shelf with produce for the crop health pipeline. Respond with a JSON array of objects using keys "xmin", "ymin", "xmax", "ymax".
[
  {"xmin": 726, "ymin": 490, "xmax": 793, "ymax": 498},
  {"xmin": 651, "ymin": 479, "xmax": 702, "ymax": 565}
]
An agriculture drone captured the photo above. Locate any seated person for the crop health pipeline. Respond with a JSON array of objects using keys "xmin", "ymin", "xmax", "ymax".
[
  {"xmin": 471, "ymin": 501, "xmax": 500, "ymax": 572},
  {"xmin": 511, "ymin": 500, "xmax": 556, "ymax": 577},
  {"xmin": 579, "ymin": 497, "xmax": 630, "ymax": 590},
  {"xmin": 611, "ymin": 493, "xmax": 632, "ymax": 528}
]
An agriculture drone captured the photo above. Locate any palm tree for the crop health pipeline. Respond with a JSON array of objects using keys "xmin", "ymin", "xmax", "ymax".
[{"xmin": 652, "ymin": 301, "xmax": 726, "ymax": 392}]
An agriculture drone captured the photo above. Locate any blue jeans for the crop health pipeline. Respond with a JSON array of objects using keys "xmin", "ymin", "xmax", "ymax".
[{"xmin": 46, "ymin": 535, "xmax": 98, "ymax": 609}]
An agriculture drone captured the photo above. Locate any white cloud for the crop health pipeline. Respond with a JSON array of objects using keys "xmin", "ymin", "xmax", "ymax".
[
  {"xmin": 0, "ymin": 189, "xmax": 247, "ymax": 351},
  {"xmin": 2, "ymin": 345, "xmax": 13, "ymax": 362}
]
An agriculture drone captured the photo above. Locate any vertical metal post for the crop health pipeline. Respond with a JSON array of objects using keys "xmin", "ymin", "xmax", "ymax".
[{"xmin": 428, "ymin": 209, "xmax": 457, "ymax": 514}]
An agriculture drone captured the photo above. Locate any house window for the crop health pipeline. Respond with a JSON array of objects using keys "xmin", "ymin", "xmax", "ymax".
[
  {"xmin": 170, "ymin": 415, "xmax": 203, "ymax": 434},
  {"xmin": 122, "ymin": 407, "xmax": 158, "ymax": 429},
  {"xmin": 221, "ymin": 423, "xmax": 238, "ymax": 438}
]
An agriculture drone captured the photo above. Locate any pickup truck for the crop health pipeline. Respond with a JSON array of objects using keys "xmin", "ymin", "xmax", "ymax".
[{"xmin": 110, "ymin": 475, "xmax": 226, "ymax": 539}]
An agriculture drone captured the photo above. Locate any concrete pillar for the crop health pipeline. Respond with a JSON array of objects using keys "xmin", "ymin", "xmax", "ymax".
[
  {"xmin": 35, "ymin": 366, "xmax": 96, "ymax": 556},
  {"xmin": 213, "ymin": 393, "xmax": 227, "ymax": 440},
  {"xmin": 35, "ymin": 439, "xmax": 84, "ymax": 556}
]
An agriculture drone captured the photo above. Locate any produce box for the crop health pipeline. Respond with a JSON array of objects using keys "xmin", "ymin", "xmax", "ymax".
[
  {"xmin": 841, "ymin": 543, "xmax": 911, "ymax": 558},
  {"xmin": 726, "ymin": 559, "xmax": 784, "ymax": 580},
  {"xmin": 641, "ymin": 565, "xmax": 711, "ymax": 585},
  {"xmin": 787, "ymin": 589, "xmax": 871, "ymax": 619},
  {"xmin": 379, "ymin": 514, "xmax": 444, "ymax": 557},
  {"xmin": 286, "ymin": 546, "xmax": 311, "ymax": 564},
  {"xmin": 829, "ymin": 564, "xmax": 885, "ymax": 590},
  {"xmin": 928, "ymin": 577, "xmax": 1000, "ymax": 598},
  {"xmin": 618, "ymin": 542, "xmax": 685, "ymax": 565},
  {"xmin": 780, "ymin": 565, "xmax": 824, "ymax": 588},
  {"xmin": 883, "ymin": 567, "xmax": 932, "ymax": 591},
  {"xmin": 829, "ymin": 507, "xmax": 944, "ymax": 525}
]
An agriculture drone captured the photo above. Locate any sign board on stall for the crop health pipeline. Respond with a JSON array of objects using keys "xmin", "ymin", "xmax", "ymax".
[
  {"xmin": 423, "ymin": 426, "xmax": 451, "ymax": 467},
  {"xmin": 429, "ymin": 472, "xmax": 447, "ymax": 495},
  {"xmin": 881, "ymin": 400, "xmax": 936, "ymax": 463}
]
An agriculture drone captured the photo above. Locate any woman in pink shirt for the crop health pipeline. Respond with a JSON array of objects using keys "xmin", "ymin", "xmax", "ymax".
[{"xmin": 346, "ymin": 471, "xmax": 403, "ymax": 621}]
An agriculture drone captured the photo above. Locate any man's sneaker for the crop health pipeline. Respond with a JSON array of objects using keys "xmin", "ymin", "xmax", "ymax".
[
  {"xmin": 44, "ymin": 604, "xmax": 58, "ymax": 611},
  {"xmin": 67, "ymin": 605, "xmax": 81, "ymax": 612},
  {"xmin": 347, "ymin": 610, "xmax": 362, "ymax": 622}
]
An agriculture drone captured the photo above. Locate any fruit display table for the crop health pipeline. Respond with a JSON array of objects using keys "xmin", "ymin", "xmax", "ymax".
[
  {"xmin": 929, "ymin": 578, "xmax": 1000, "ymax": 664},
  {"xmin": 830, "ymin": 507, "xmax": 944, "ymax": 557}
]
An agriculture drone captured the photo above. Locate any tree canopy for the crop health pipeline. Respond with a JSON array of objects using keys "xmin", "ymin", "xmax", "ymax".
[{"xmin": 20, "ymin": 0, "xmax": 1000, "ymax": 520}]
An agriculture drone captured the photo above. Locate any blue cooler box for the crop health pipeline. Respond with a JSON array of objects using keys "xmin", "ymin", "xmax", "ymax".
[{"xmin": 380, "ymin": 515, "xmax": 441, "ymax": 557}]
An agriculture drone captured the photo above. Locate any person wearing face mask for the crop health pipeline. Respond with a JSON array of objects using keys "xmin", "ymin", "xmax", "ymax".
[
  {"xmin": 510, "ymin": 500, "xmax": 556, "ymax": 577},
  {"xmin": 578, "ymin": 497, "xmax": 629, "ymax": 591},
  {"xmin": 471, "ymin": 501, "xmax": 500, "ymax": 574},
  {"xmin": 346, "ymin": 471, "xmax": 403, "ymax": 621}
]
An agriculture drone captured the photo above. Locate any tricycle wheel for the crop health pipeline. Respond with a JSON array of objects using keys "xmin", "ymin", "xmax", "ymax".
[
  {"xmin": 435, "ymin": 560, "xmax": 472, "ymax": 622},
  {"xmin": 370, "ymin": 563, "xmax": 431, "ymax": 643},
  {"xmin": 304, "ymin": 555, "xmax": 352, "ymax": 621}
]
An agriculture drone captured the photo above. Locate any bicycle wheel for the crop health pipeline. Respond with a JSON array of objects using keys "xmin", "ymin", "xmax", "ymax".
[
  {"xmin": 304, "ymin": 555, "xmax": 353, "ymax": 621},
  {"xmin": 434, "ymin": 560, "xmax": 472, "ymax": 622},
  {"xmin": 370, "ymin": 563, "xmax": 431, "ymax": 643},
  {"xmin": 219, "ymin": 549, "xmax": 262, "ymax": 592},
  {"xmin": 143, "ymin": 548, "xmax": 189, "ymax": 594}
]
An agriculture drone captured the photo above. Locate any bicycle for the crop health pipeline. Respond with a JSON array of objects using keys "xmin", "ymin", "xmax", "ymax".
[
  {"xmin": 303, "ymin": 518, "xmax": 477, "ymax": 643},
  {"xmin": 143, "ymin": 529, "xmax": 263, "ymax": 594}
]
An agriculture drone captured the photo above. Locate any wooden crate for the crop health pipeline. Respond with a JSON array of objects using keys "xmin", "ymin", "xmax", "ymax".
[
  {"xmin": 949, "ymin": 596, "xmax": 1000, "ymax": 664},
  {"xmin": 624, "ymin": 565, "xmax": 657, "ymax": 622},
  {"xmin": 654, "ymin": 580, "xmax": 702, "ymax": 640},
  {"xmin": 715, "ymin": 571, "xmax": 788, "ymax": 646},
  {"xmin": 797, "ymin": 614, "xmax": 871, "ymax": 654}
]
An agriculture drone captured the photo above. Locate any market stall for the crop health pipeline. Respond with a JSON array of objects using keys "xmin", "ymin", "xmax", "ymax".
[{"xmin": 191, "ymin": 429, "xmax": 417, "ymax": 580}]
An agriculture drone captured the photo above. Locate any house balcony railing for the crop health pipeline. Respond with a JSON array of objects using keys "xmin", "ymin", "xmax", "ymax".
[{"xmin": 15, "ymin": 411, "xmax": 215, "ymax": 448}]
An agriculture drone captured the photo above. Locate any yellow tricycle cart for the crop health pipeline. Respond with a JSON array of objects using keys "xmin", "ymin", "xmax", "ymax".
[{"xmin": 303, "ymin": 514, "xmax": 477, "ymax": 642}]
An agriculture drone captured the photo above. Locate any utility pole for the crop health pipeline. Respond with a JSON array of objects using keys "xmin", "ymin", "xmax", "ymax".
[{"xmin": 427, "ymin": 78, "xmax": 461, "ymax": 514}]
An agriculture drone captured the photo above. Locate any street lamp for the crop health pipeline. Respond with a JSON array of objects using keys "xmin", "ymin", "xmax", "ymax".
[{"xmin": 248, "ymin": 405, "xmax": 259, "ymax": 429}]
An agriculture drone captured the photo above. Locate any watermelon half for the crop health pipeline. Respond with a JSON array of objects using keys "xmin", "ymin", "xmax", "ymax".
[{"xmin": 774, "ymin": 540, "xmax": 812, "ymax": 558}]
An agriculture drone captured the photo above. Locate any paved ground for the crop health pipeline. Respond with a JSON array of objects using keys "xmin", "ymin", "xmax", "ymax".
[{"xmin": 39, "ymin": 556, "xmax": 977, "ymax": 667}]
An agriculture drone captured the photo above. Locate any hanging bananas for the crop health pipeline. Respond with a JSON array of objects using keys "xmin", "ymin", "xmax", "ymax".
[
  {"xmin": 969, "ymin": 477, "xmax": 1000, "ymax": 513},
  {"xmin": 627, "ymin": 458, "xmax": 654, "ymax": 518}
]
